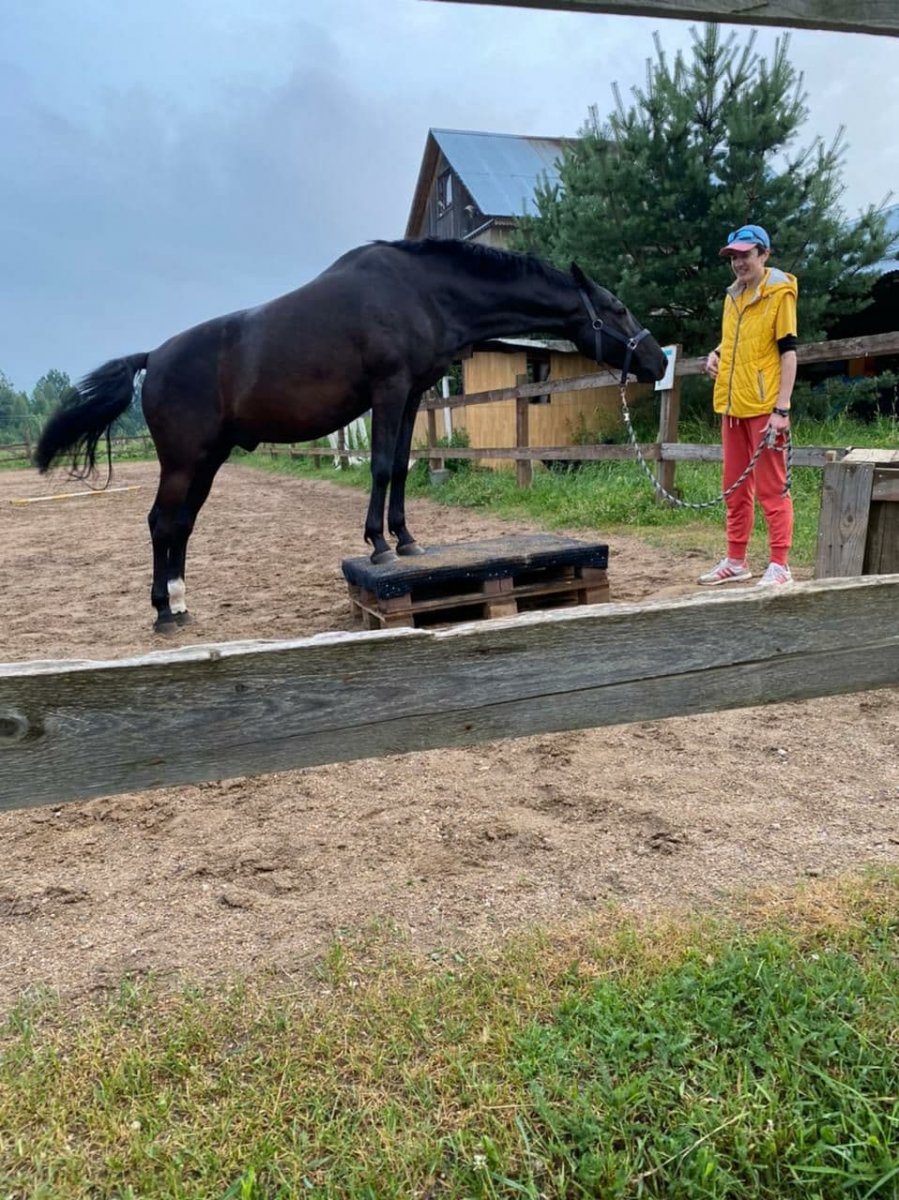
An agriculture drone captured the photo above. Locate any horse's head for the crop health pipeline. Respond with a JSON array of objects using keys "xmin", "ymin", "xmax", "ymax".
[{"xmin": 568, "ymin": 263, "xmax": 668, "ymax": 384}]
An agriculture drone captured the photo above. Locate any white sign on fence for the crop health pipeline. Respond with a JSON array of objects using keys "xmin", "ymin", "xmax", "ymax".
[{"xmin": 655, "ymin": 345, "xmax": 678, "ymax": 392}]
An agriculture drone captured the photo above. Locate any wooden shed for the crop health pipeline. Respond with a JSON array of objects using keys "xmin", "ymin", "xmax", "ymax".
[{"xmin": 412, "ymin": 338, "xmax": 652, "ymax": 470}]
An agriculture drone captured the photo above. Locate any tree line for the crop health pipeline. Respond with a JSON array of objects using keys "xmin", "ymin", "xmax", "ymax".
[{"xmin": 0, "ymin": 368, "xmax": 148, "ymax": 446}]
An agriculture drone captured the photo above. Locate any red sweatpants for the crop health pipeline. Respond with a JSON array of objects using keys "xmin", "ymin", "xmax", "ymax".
[{"xmin": 721, "ymin": 413, "xmax": 793, "ymax": 565}]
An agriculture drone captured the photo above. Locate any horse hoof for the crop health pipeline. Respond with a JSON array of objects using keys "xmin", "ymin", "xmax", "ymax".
[
  {"xmin": 174, "ymin": 611, "xmax": 193, "ymax": 627},
  {"xmin": 370, "ymin": 549, "xmax": 397, "ymax": 565},
  {"xmin": 396, "ymin": 542, "xmax": 425, "ymax": 557},
  {"xmin": 153, "ymin": 617, "xmax": 179, "ymax": 636}
]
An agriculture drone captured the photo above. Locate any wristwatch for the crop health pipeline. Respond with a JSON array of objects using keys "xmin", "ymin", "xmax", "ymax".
[{"xmin": 773, "ymin": 407, "xmax": 791, "ymax": 418}]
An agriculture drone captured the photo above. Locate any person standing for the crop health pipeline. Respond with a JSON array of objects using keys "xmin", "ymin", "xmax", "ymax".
[{"xmin": 700, "ymin": 223, "xmax": 798, "ymax": 587}]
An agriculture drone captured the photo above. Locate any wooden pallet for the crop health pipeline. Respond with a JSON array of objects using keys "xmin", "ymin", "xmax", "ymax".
[{"xmin": 342, "ymin": 534, "xmax": 610, "ymax": 630}]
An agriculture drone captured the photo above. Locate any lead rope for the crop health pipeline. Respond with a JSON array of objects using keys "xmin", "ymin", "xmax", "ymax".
[{"xmin": 618, "ymin": 384, "xmax": 793, "ymax": 510}]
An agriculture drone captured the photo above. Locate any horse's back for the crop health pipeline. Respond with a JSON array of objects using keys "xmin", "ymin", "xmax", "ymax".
[{"xmin": 139, "ymin": 241, "xmax": 445, "ymax": 454}]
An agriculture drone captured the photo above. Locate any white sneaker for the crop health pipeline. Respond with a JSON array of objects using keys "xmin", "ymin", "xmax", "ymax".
[
  {"xmin": 756, "ymin": 563, "xmax": 793, "ymax": 587},
  {"xmin": 698, "ymin": 557, "xmax": 752, "ymax": 585}
]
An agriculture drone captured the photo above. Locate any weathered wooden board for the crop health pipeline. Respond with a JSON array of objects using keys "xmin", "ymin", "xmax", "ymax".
[
  {"xmin": 415, "ymin": 444, "xmax": 850, "ymax": 467},
  {"xmin": 1, "ymin": 577, "xmax": 897, "ymax": 813},
  {"xmin": 872, "ymin": 471, "xmax": 899, "ymax": 504},
  {"xmin": 815, "ymin": 461, "xmax": 875, "ymax": 578},
  {"xmin": 865, "ymin": 467, "xmax": 899, "ymax": 575},
  {"xmin": 844, "ymin": 449, "xmax": 899, "ymax": 465},
  {"xmin": 661, "ymin": 445, "xmax": 848, "ymax": 468},
  {"xmin": 865, "ymin": 502, "xmax": 899, "ymax": 575},
  {"xmin": 425, "ymin": 0, "xmax": 899, "ymax": 38}
]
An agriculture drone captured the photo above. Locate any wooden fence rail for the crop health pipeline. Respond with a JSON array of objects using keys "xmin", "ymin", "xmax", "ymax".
[
  {"xmin": 4, "ymin": 330, "xmax": 896, "ymax": 479},
  {"xmin": 2, "ymin": 575, "xmax": 897, "ymax": 813},
  {"xmin": 1, "ymin": 434, "xmax": 154, "ymax": 467},
  {"xmin": 412, "ymin": 329, "xmax": 899, "ymax": 491},
  {"xmin": 258, "ymin": 442, "xmax": 855, "ymax": 468},
  {"xmin": 426, "ymin": 0, "xmax": 899, "ymax": 39},
  {"xmin": 2, "ymin": 438, "xmax": 859, "ymax": 471},
  {"xmin": 418, "ymin": 331, "xmax": 899, "ymax": 413}
]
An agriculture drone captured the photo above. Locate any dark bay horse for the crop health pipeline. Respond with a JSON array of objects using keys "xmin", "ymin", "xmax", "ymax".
[{"xmin": 35, "ymin": 238, "xmax": 667, "ymax": 630}]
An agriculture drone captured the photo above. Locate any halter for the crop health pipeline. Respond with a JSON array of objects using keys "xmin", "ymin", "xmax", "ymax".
[{"xmin": 579, "ymin": 288, "xmax": 651, "ymax": 386}]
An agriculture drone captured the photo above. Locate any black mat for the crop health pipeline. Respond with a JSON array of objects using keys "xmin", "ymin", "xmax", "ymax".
[{"xmin": 341, "ymin": 534, "xmax": 609, "ymax": 600}]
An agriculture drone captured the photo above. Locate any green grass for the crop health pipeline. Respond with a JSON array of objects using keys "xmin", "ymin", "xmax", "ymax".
[
  {"xmin": 244, "ymin": 413, "xmax": 897, "ymax": 569},
  {"xmin": 2, "ymin": 873, "xmax": 898, "ymax": 1198}
]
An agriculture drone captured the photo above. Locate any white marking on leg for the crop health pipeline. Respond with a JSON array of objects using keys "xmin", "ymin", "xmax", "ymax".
[{"xmin": 167, "ymin": 577, "xmax": 187, "ymax": 615}]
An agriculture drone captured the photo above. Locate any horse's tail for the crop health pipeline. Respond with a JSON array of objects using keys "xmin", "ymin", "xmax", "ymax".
[{"xmin": 34, "ymin": 352, "xmax": 149, "ymax": 476}]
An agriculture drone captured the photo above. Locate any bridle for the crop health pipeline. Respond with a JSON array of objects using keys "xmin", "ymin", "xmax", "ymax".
[{"xmin": 579, "ymin": 288, "xmax": 651, "ymax": 386}]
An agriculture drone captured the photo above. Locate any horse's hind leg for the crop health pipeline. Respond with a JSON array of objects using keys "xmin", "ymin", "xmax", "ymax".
[
  {"xmin": 388, "ymin": 394, "xmax": 425, "ymax": 556},
  {"xmin": 149, "ymin": 452, "xmax": 226, "ymax": 632}
]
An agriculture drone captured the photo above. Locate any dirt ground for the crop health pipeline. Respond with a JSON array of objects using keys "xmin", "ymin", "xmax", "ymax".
[{"xmin": 1, "ymin": 461, "xmax": 897, "ymax": 1011}]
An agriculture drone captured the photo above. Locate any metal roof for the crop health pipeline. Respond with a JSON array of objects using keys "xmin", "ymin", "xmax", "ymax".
[{"xmin": 430, "ymin": 128, "xmax": 568, "ymax": 217}]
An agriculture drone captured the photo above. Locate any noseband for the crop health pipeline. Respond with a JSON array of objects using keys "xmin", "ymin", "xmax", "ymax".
[{"xmin": 579, "ymin": 289, "xmax": 650, "ymax": 386}]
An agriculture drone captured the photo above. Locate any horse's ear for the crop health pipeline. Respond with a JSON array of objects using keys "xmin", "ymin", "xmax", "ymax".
[{"xmin": 570, "ymin": 262, "xmax": 590, "ymax": 288}]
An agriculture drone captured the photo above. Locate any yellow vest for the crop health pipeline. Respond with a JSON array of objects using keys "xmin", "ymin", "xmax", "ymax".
[{"xmin": 713, "ymin": 268, "xmax": 798, "ymax": 418}]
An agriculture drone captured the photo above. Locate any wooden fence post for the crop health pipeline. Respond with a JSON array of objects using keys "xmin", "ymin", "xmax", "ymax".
[
  {"xmin": 814, "ymin": 450, "xmax": 899, "ymax": 577},
  {"xmin": 656, "ymin": 345, "xmax": 682, "ymax": 502},
  {"xmin": 427, "ymin": 408, "xmax": 444, "ymax": 472},
  {"xmin": 336, "ymin": 427, "xmax": 349, "ymax": 470},
  {"xmin": 515, "ymin": 373, "xmax": 532, "ymax": 489}
]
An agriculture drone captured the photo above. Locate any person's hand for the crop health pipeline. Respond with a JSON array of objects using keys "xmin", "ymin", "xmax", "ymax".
[
  {"xmin": 705, "ymin": 349, "xmax": 720, "ymax": 379},
  {"xmin": 767, "ymin": 410, "xmax": 791, "ymax": 440}
]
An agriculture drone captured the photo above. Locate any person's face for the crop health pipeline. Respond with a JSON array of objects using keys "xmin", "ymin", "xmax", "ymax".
[{"xmin": 727, "ymin": 245, "xmax": 769, "ymax": 287}]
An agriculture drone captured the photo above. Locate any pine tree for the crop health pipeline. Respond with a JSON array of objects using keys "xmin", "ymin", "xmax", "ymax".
[
  {"xmin": 0, "ymin": 372, "xmax": 31, "ymax": 445},
  {"xmin": 515, "ymin": 25, "xmax": 892, "ymax": 354},
  {"xmin": 30, "ymin": 369, "xmax": 73, "ymax": 424}
]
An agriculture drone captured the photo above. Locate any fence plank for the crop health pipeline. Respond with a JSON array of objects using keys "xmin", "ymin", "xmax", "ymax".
[
  {"xmin": 815, "ymin": 461, "xmax": 875, "ymax": 577},
  {"xmin": 419, "ymin": 331, "xmax": 899, "ymax": 413},
  {"xmin": 413, "ymin": 444, "xmax": 659, "ymax": 462},
  {"xmin": 515, "ymin": 375, "xmax": 532, "ymax": 488},
  {"xmin": 655, "ymin": 364, "xmax": 681, "ymax": 499},
  {"xmin": 425, "ymin": 0, "xmax": 899, "ymax": 39},
  {"xmin": 1, "ymin": 576, "xmax": 897, "ymax": 813},
  {"xmin": 660, "ymin": 444, "xmax": 852, "ymax": 468}
]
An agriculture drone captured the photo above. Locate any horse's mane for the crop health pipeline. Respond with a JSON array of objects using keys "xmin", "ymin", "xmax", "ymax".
[{"xmin": 378, "ymin": 238, "xmax": 571, "ymax": 287}]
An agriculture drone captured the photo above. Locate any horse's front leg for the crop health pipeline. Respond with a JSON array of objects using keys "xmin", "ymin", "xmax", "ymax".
[
  {"xmin": 388, "ymin": 394, "xmax": 425, "ymax": 557},
  {"xmin": 364, "ymin": 384, "xmax": 406, "ymax": 563}
]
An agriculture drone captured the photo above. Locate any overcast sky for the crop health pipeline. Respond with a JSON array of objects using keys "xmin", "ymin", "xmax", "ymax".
[{"xmin": 3, "ymin": 0, "xmax": 897, "ymax": 393}]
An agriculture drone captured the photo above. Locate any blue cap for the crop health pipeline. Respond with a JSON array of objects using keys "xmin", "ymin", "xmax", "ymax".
[{"xmin": 720, "ymin": 224, "xmax": 770, "ymax": 256}]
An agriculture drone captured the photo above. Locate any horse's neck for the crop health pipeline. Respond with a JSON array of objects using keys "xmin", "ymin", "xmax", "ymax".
[{"xmin": 436, "ymin": 274, "xmax": 576, "ymax": 353}]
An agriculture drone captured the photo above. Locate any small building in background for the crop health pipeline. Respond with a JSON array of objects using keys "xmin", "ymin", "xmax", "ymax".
[
  {"xmin": 411, "ymin": 334, "xmax": 653, "ymax": 468},
  {"xmin": 405, "ymin": 127, "xmax": 570, "ymax": 247},
  {"xmin": 455, "ymin": 336, "xmax": 641, "ymax": 471},
  {"xmin": 405, "ymin": 128, "xmax": 648, "ymax": 462}
]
